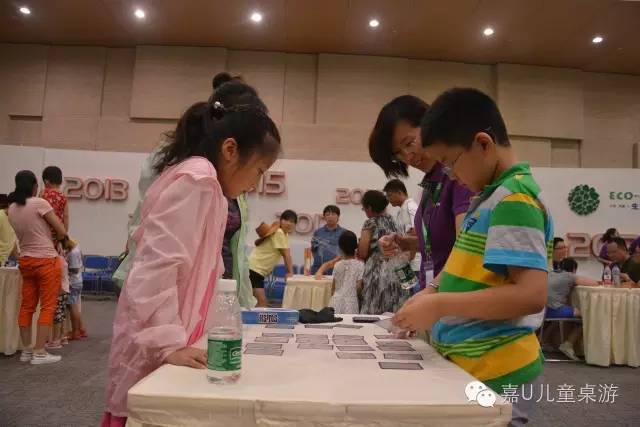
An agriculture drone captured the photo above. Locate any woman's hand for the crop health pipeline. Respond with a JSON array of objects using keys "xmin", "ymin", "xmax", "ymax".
[
  {"xmin": 378, "ymin": 234, "xmax": 400, "ymax": 257},
  {"xmin": 165, "ymin": 347, "xmax": 207, "ymax": 369}
]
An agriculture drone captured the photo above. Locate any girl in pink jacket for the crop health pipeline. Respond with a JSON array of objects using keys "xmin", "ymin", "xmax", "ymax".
[{"xmin": 102, "ymin": 101, "xmax": 281, "ymax": 426}]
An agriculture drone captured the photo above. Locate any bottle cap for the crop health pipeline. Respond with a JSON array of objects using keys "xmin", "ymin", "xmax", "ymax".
[{"xmin": 217, "ymin": 279, "xmax": 237, "ymax": 293}]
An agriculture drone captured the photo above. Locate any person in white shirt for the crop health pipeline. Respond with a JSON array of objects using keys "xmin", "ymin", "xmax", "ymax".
[{"xmin": 383, "ymin": 179, "xmax": 421, "ymax": 278}]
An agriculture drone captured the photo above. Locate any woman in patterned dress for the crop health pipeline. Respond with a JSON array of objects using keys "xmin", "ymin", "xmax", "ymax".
[{"xmin": 358, "ymin": 190, "xmax": 409, "ymax": 314}]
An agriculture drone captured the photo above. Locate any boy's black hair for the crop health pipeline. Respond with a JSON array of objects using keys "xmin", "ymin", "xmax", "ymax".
[
  {"xmin": 382, "ymin": 179, "xmax": 408, "ymax": 195},
  {"xmin": 323, "ymin": 205, "xmax": 341, "ymax": 216},
  {"xmin": 553, "ymin": 237, "xmax": 565, "ymax": 249},
  {"xmin": 338, "ymin": 230, "xmax": 358, "ymax": 257},
  {"xmin": 280, "ymin": 209, "xmax": 298, "ymax": 224},
  {"xmin": 421, "ymin": 88, "xmax": 510, "ymax": 149},
  {"xmin": 361, "ymin": 190, "xmax": 389, "ymax": 214},
  {"xmin": 559, "ymin": 257, "xmax": 578, "ymax": 273},
  {"xmin": 42, "ymin": 166, "xmax": 63, "ymax": 185}
]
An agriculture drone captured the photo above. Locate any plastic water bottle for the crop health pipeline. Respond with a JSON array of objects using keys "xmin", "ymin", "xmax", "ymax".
[
  {"xmin": 612, "ymin": 264, "xmax": 621, "ymax": 287},
  {"xmin": 388, "ymin": 252, "xmax": 417, "ymax": 290},
  {"xmin": 602, "ymin": 264, "xmax": 612, "ymax": 287},
  {"xmin": 207, "ymin": 279, "xmax": 242, "ymax": 384}
]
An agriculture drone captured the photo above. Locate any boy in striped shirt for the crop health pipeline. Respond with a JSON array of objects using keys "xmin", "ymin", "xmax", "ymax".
[{"xmin": 393, "ymin": 88, "xmax": 552, "ymax": 426}]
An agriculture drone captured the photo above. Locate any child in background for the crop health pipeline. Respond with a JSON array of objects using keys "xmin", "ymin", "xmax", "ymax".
[
  {"xmin": 327, "ymin": 230, "xmax": 363, "ymax": 314},
  {"xmin": 46, "ymin": 256, "xmax": 70, "ymax": 349},
  {"xmin": 249, "ymin": 210, "xmax": 297, "ymax": 307},
  {"xmin": 66, "ymin": 243, "xmax": 87, "ymax": 340},
  {"xmin": 41, "ymin": 166, "xmax": 69, "ymax": 231},
  {"xmin": 393, "ymin": 88, "xmax": 553, "ymax": 426},
  {"xmin": 41, "ymin": 166, "xmax": 71, "ymax": 344}
]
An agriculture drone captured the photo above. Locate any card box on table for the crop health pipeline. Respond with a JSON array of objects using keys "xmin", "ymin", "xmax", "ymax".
[{"xmin": 241, "ymin": 308, "xmax": 299, "ymax": 325}]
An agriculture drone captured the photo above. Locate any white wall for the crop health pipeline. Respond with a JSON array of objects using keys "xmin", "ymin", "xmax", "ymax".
[{"xmin": 2, "ymin": 145, "xmax": 639, "ymax": 278}]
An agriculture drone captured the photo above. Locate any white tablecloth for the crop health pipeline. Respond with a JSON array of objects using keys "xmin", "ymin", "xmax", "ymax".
[
  {"xmin": 0, "ymin": 267, "xmax": 22, "ymax": 355},
  {"xmin": 575, "ymin": 286, "xmax": 640, "ymax": 367},
  {"xmin": 0, "ymin": 267, "xmax": 41, "ymax": 355},
  {"xmin": 127, "ymin": 315, "xmax": 511, "ymax": 427},
  {"xmin": 282, "ymin": 275, "xmax": 332, "ymax": 311}
]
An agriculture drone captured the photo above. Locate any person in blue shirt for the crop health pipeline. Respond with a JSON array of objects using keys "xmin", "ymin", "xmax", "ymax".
[{"xmin": 310, "ymin": 205, "xmax": 344, "ymax": 275}]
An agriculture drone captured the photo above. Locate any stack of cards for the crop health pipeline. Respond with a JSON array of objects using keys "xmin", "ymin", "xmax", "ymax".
[{"xmin": 333, "ymin": 324, "xmax": 363, "ymax": 329}]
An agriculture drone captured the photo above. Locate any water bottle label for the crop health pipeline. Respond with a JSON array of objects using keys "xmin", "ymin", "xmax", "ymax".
[
  {"xmin": 207, "ymin": 338, "xmax": 242, "ymax": 371},
  {"xmin": 394, "ymin": 263, "xmax": 415, "ymax": 283}
]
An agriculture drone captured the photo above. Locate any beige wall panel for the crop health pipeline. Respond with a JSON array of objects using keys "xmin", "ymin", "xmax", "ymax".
[
  {"xmin": 0, "ymin": 44, "xmax": 48, "ymax": 116},
  {"xmin": 408, "ymin": 60, "xmax": 493, "ymax": 103},
  {"xmin": 316, "ymin": 54, "xmax": 409, "ymax": 125},
  {"xmin": 511, "ymin": 136, "xmax": 552, "ymax": 167},
  {"xmin": 551, "ymin": 140, "xmax": 581, "ymax": 168},
  {"xmin": 582, "ymin": 72, "xmax": 640, "ymax": 168},
  {"xmin": 283, "ymin": 54, "xmax": 317, "ymax": 124},
  {"xmin": 130, "ymin": 46, "xmax": 227, "ymax": 119},
  {"xmin": 42, "ymin": 117, "xmax": 98, "ymax": 150},
  {"xmin": 281, "ymin": 123, "xmax": 370, "ymax": 162},
  {"xmin": 227, "ymin": 50, "xmax": 286, "ymax": 124},
  {"xmin": 6, "ymin": 117, "xmax": 42, "ymax": 146},
  {"xmin": 43, "ymin": 46, "xmax": 106, "ymax": 118},
  {"xmin": 497, "ymin": 64, "xmax": 584, "ymax": 140},
  {"xmin": 102, "ymin": 48, "xmax": 136, "ymax": 117},
  {"xmin": 96, "ymin": 118, "xmax": 175, "ymax": 153}
]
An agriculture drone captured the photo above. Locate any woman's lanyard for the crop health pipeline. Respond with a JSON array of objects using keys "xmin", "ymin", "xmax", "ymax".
[{"xmin": 421, "ymin": 181, "xmax": 443, "ymax": 253}]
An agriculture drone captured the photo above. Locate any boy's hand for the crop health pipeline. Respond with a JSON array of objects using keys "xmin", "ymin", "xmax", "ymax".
[
  {"xmin": 392, "ymin": 292, "xmax": 442, "ymax": 332},
  {"xmin": 165, "ymin": 347, "xmax": 207, "ymax": 369}
]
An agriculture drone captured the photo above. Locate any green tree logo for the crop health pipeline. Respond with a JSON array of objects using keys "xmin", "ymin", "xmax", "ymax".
[{"xmin": 568, "ymin": 185, "xmax": 600, "ymax": 215}]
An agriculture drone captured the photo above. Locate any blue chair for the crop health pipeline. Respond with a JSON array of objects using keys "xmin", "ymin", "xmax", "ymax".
[
  {"xmin": 84, "ymin": 255, "xmax": 110, "ymax": 270},
  {"xmin": 82, "ymin": 255, "xmax": 111, "ymax": 295}
]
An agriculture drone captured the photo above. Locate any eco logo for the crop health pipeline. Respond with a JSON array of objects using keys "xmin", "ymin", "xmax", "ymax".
[{"xmin": 568, "ymin": 185, "xmax": 600, "ymax": 216}]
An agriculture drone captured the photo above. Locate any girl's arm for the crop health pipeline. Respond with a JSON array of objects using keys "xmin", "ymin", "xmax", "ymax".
[{"xmin": 315, "ymin": 256, "xmax": 341, "ymax": 279}]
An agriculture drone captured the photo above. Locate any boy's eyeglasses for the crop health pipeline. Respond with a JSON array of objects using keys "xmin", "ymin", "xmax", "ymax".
[{"xmin": 440, "ymin": 127, "xmax": 496, "ymax": 178}]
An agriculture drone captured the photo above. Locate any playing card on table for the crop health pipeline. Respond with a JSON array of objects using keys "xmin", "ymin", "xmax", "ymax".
[
  {"xmin": 374, "ymin": 334, "xmax": 396, "ymax": 340},
  {"xmin": 333, "ymin": 324, "xmax": 363, "ymax": 329},
  {"xmin": 244, "ymin": 348, "xmax": 284, "ymax": 356},
  {"xmin": 336, "ymin": 345, "xmax": 375, "ymax": 352},
  {"xmin": 374, "ymin": 318, "xmax": 406, "ymax": 334},
  {"xmin": 255, "ymin": 336, "xmax": 290, "ymax": 344},
  {"xmin": 296, "ymin": 338, "xmax": 330, "ymax": 344},
  {"xmin": 332, "ymin": 334, "xmax": 362, "ymax": 339},
  {"xmin": 246, "ymin": 342, "xmax": 283, "ymax": 349},
  {"xmin": 265, "ymin": 324, "xmax": 295, "ymax": 329},
  {"xmin": 336, "ymin": 352, "xmax": 376, "ymax": 360},
  {"xmin": 304, "ymin": 324, "xmax": 335, "ymax": 329},
  {"xmin": 262, "ymin": 333, "xmax": 294, "ymax": 338},
  {"xmin": 377, "ymin": 345, "xmax": 416, "ymax": 352},
  {"xmin": 297, "ymin": 343, "xmax": 334, "ymax": 350},
  {"xmin": 378, "ymin": 362, "xmax": 423, "ymax": 370},
  {"xmin": 333, "ymin": 339, "xmax": 367, "ymax": 346},
  {"xmin": 383, "ymin": 353, "xmax": 423, "ymax": 360},
  {"xmin": 376, "ymin": 340, "xmax": 412, "ymax": 347}
]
